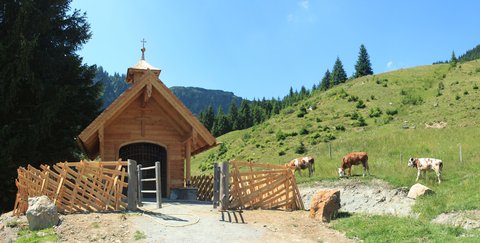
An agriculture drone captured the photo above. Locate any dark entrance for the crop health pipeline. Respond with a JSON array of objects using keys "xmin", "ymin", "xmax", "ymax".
[{"xmin": 119, "ymin": 143, "xmax": 167, "ymax": 197}]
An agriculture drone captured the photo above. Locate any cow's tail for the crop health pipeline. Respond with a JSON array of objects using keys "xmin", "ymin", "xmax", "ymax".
[{"xmin": 311, "ymin": 158, "xmax": 315, "ymax": 173}]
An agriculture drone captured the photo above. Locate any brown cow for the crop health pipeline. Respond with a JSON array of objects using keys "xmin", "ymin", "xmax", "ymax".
[
  {"xmin": 285, "ymin": 156, "xmax": 315, "ymax": 177},
  {"xmin": 338, "ymin": 152, "xmax": 370, "ymax": 177}
]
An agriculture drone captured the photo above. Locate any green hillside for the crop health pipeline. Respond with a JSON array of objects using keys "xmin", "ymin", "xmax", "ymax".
[{"xmin": 192, "ymin": 60, "xmax": 480, "ymax": 241}]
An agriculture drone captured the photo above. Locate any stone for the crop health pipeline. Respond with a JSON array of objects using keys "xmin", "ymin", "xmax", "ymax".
[
  {"xmin": 309, "ymin": 189, "xmax": 341, "ymax": 222},
  {"xmin": 407, "ymin": 183, "xmax": 434, "ymax": 199},
  {"xmin": 26, "ymin": 196, "xmax": 59, "ymax": 230}
]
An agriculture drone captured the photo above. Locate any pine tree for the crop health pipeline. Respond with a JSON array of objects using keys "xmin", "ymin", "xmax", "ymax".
[
  {"xmin": 199, "ymin": 105, "xmax": 215, "ymax": 131},
  {"xmin": 354, "ymin": 44, "xmax": 373, "ymax": 78},
  {"xmin": 211, "ymin": 106, "xmax": 230, "ymax": 136},
  {"xmin": 450, "ymin": 50, "xmax": 457, "ymax": 68},
  {"xmin": 228, "ymin": 101, "xmax": 240, "ymax": 130},
  {"xmin": 319, "ymin": 69, "xmax": 331, "ymax": 90},
  {"xmin": 331, "ymin": 57, "xmax": 348, "ymax": 85},
  {"xmin": 0, "ymin": 0, "xmax": 102, "ymax": 212},
  {"xmin": 238, "ymin": 100, "xmax": 253, "ymax": 129}
]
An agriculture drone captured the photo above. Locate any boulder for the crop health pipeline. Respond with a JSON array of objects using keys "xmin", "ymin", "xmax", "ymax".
[
  {"xmin": 309, "ymin": 189, "xmax": 341, "ymax": 222},
  {"xmin": 407, "ymin": 183, "xmax": 434, "ymax": 199},
  {"xmin": 26, "ymin": 196, "xmax": 59, "ymax": 230}
]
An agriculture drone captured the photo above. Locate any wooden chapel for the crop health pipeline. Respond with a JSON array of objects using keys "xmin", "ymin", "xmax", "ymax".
[{"xmin": 76, "ymin": 46, "xmax": 217, "ymax": 197}]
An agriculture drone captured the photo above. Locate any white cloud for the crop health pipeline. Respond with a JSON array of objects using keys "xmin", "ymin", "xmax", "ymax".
[
  {"xmin": 386, "ymin": 61, "xmax": 394, "ymax": 68},
  {"xmin": 299, "ymin": 0, "xmax": 309, "ymax": 10}
]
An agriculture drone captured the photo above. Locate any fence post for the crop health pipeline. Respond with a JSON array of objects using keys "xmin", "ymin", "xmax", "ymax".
[
  {"xmin": 127, "ymin": 159, "xmax": 138, "ymax": 211},
  {"xmin": 459, "ymin": 144, "xmax": 463, "ymax": 163},
  {"xmin": 213, "ymin": 163, "xmax": 220, "ymax": 209},
  {"xmin": 328, "ymin": 143, "xmax": 332, "ymax": 159},
  {"xmin": 155, "ymin": 161, "xmax": 162, "ymax": 208},
  {"xmin": 137, "ymin": 164, "xmax": 143, "ymax": 207},
  {"xmin": 219, "ymin": 161, "xmax": 230, "ymax": 210}
]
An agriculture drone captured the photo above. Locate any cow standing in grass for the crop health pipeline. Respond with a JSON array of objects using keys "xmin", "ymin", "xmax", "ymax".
[
  {"xmin": 408, "ymin": 158, "xmax": 443, "ymax": 184},
  {"xmin": 285, "ymin": 156, "xmax": 315, "ymax": 177},
  {"xmin": 338, "ymin": 152, "xmax": 370, "ymax": 177}
]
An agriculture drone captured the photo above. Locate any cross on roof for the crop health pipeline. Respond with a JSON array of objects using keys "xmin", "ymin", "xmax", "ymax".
[{"xmin": 141, "ymin": 38, "xmax": 146, "ymax": 60}]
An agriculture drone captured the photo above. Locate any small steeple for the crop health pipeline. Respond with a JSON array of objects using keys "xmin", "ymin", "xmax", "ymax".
[
  {"xmin": 141, "ymin": 38, "xmax": 146, "ymax": 60},
  {"xmin": 126, "ymin": 38, "xmax": 161, "ymax": 84}
]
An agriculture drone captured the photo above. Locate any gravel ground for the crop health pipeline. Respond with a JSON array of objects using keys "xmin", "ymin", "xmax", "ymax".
[{"xmin": 300, "ymin": 178, "xmax": 416, "ymax": 217}]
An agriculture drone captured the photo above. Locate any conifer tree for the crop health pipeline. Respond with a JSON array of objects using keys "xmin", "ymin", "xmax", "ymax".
[
  {"xmin": 319, "ymin": 69, "xmax": 331, "ymax": 90},
  {"xmin": 200, "ymin": 105, "xmax": 215, "ymax": 131},
  {"xmin": 212, "ymin": 106, "xmax": 230, "ymax": 137},
  {"xmin": 0, "ymin": 0, "xmax": 102, "ymax": 212},
  {"xmin": 331, "ymin": 57, "xmax": 348, "ymax": 85},
  {"xmin": 450, "ymin": 50, "xmax": 457, "ymax": 68},
  {"xmin": 228, "ymin": 101, "xmax": 240, "ymax": 130},
  {"xmin": 238, "ymin": 100, "xmax": 253, "ymax": 129},
  {"xmin": 354, "ymin": 44, "xmax": 373, "ymax": 78}
]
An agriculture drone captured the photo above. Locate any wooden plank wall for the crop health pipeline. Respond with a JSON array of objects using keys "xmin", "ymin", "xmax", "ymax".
[
  {"xmin": 228, "ymin": 161, "xmax": 304, "ymax": 211},
  {"xmin": 13, "ymin": 160, "xmax": 128, "ymax": 216}
]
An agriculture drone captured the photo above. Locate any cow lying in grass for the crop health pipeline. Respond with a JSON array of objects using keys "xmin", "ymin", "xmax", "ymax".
[
  {"xmin": 408, "ymin": 157, "xmax": 443, "ymax": 184},
  {"xmin": 285, "ymin": 156, "xmax": 315, "ymax": 177},
  {"xmin": 338, "ymin": 152, "xmax": 370, "ymax": 177}
]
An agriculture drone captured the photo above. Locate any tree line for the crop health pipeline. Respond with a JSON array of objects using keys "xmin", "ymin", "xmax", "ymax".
[{"xmin": 199, "ymin": 44, "xmax": 374, "ymax": 137}]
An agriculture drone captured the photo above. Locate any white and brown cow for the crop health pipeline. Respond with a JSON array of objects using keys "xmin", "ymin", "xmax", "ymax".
[
  {"xmin": 285, "ymin": 156, "xmax": 315, "ymax": 177},
  {"xmin": 338, "ymin": 152, "xmax": 370, "ymax": 177},
  {"xmin": 408, "ymin": 157, "xmax": 443, "ymax": 184}
]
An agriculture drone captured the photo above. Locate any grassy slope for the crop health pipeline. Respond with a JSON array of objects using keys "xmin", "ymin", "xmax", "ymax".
[{"xmin": 192, "ymin": 61, "xmax": 480, "ymax": 241}]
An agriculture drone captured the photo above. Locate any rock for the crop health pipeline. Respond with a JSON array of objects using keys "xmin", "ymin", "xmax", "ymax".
[
  {"xmin": 407, "ymin": 183, "xmax": 434, "ymax": 199},
  {"xmin": 26, "ymin": 196, "xmax": 60, "ymax": 230},
  {"xmin": 309, "ymin": 189, "xmax": 341, "ymax": 222}
]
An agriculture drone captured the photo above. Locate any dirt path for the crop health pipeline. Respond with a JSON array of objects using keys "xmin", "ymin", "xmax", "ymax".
[{"xmin": 2, "ymin": 178, "xmax": 416, "ymax": 242}]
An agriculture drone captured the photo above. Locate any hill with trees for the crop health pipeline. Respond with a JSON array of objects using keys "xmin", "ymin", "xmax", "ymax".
[{"xmin": 192, "ymin": 59, "xmax": 480, "ymax": 241}]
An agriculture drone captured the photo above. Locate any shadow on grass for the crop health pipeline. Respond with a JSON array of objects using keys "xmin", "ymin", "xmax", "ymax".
[{"xmin": 336, "ymin": 211, "xmax": 352, "ymax": 219}]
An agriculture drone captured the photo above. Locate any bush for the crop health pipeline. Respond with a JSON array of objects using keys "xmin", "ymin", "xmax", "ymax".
[
  {"xmin": 356, "ymin": 100, "xmax": 366, "ymax": 109},
  {"xmin": 474, "ymin": 84, "xmax": 479, "ymax": 90},
  {"xmin": 369, "ymin": 107, "xmax": 383, "ymax": 118},
  {"xmin": 278, "ymin": 150, "xmax": 286, "ymax": 156},
  {"xmin": 438, "ymin": 82, "xmax": 445, "ymax": 90},
  {"xmin": 295, "ymin": 142, "xmax": 306, "ymax": 154},
  {"xmin": 352, "ymin": 115, "xmax": 367, "ymax": 127},
  {"xmin": 400, "ymin": 89, "xmax": 407, "ymax": 96},
  {"xmin": 464, "ymin": 90, "xmax": 469, "ymax": 95},
  {"xmin": 299, "ymin": 127, "xmax": 309, "ymax": 135},
  {"xmin": 323, "ymin": 133, "xmax": 336, "ymax": 142},
  {"xmin": 297, "ymin": 106, "xmax": 307, "ymax": 118},
  {"xmin": 276, "ymin": 130, "xmax": 286, "ymax": 141},
  {"xmin": 385, "ymin": 108, "xmax": 398, "ymax": 116},
  {"xmin": 370, "ymin": 95, "xmax": 376, "ymax": 100},
  {"xmin": 455, "ymin": 95, "xmax": 461, "ymax": 100},
  {"xmin": 401, "ymin": 94, "xmax": 423, "ymax": 105},
  {"xmin": 316, "ymin": 117, "xmax": 322, "ymax": 123},
  {"xmin": 348, "ymin": 95, "xmax": 359, "ymax": 102},
  {"xmin": 350, "ymin": 111, "xmax": 360, "ymax": 120},
  {"xmin": 335, "ymin": 124, "xmax": 345, "ymax": 131}
]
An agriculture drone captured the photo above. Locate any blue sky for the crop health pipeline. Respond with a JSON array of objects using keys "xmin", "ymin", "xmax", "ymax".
[{"xmin": 71, "ymin": 0, "xmax": 480, "ymax": 100}]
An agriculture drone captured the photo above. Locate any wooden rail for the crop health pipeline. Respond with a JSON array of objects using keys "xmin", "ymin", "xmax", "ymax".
[{"xmin": 13, "ymin": 160, "xmax": 129, "ymax": 216}]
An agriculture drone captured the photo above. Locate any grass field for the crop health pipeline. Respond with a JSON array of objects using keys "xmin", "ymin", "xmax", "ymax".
[{"xmin": 191, "ymin": 60, "xmax": 480, "ymax": 241}]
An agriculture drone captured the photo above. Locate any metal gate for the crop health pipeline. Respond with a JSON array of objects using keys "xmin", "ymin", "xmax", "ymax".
[{"xmin": 119, "ymin": 143, "xmax": 167, "ymax": 197}]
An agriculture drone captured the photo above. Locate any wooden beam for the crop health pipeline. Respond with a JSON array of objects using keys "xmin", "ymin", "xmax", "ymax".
[
  {"xmin": 185, "ymin": 139, "xmax": 192, "ymax": 186},
  {"xmin": 99, "ymin": 126, "xmax": 105, "ymax": 160}
]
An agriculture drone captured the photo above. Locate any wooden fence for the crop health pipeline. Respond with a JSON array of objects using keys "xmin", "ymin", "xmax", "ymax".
[
  {"xmin": 13, "ymin": 160, "xmax": 128, "ymax": 216},
  {"xmin": 190, "ymin": 174, "xmax": 214, "ymax": 201},
  {"xmin": 224, "ymin": 161, "xmax": 304, "ymax": 211}
]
